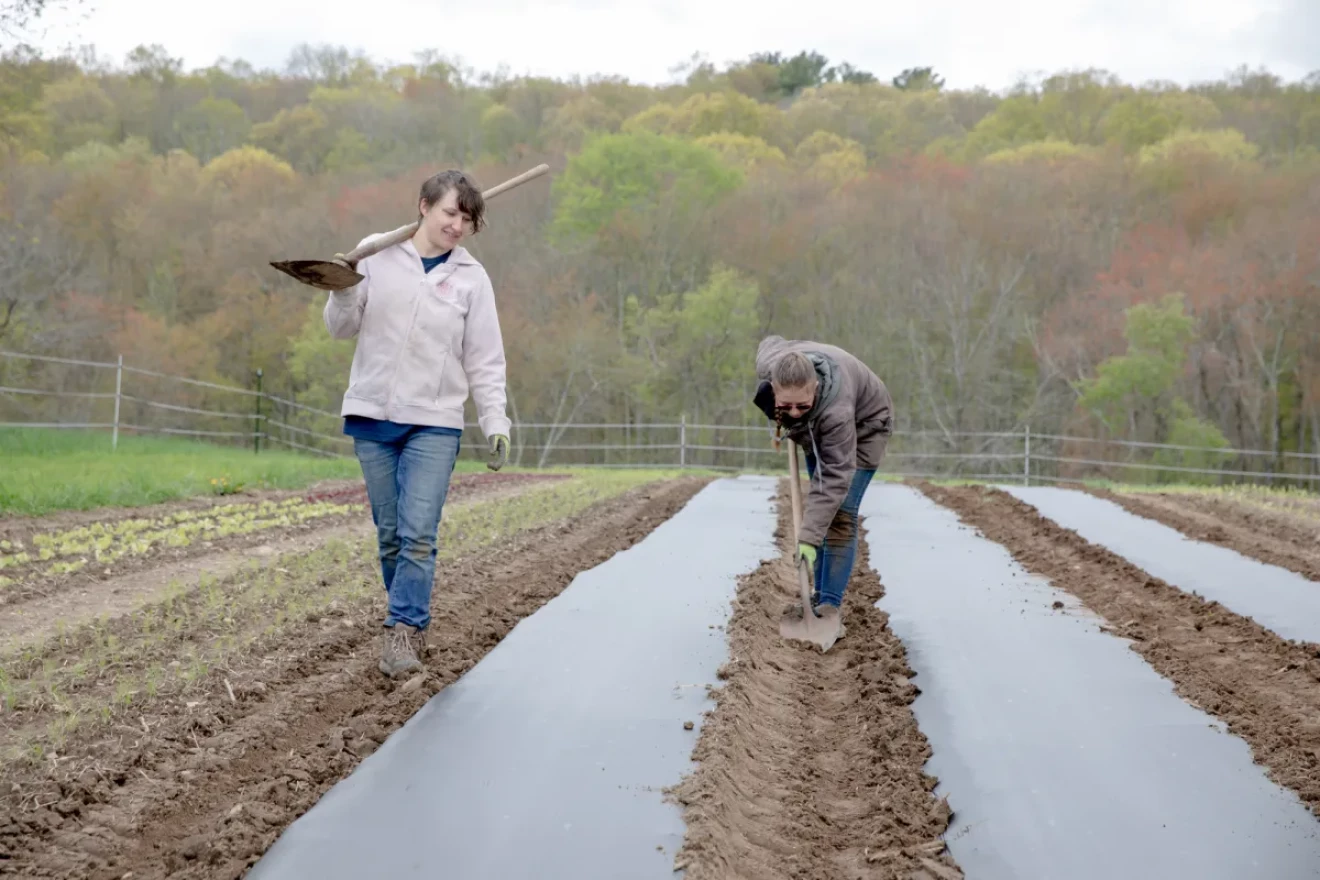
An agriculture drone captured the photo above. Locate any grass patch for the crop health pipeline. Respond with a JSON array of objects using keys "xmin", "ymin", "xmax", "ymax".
[{"xmin": 0, "ymin": 428, "xmax": 484, "ymax": 516}]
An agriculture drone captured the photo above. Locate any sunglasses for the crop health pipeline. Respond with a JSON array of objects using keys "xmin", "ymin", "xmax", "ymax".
[{"xmin": 775, "ymin": 402, "xmax": 812, "ymax": 415}]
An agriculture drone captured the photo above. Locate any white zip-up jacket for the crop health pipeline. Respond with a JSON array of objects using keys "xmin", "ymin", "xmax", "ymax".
[{"xmin": 323, "ymin": 234, "xmax": 511, "ymax": 441}]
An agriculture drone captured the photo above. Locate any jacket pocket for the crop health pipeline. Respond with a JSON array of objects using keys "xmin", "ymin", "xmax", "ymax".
[{"xmin": 395, "ymin": 342, "xmax": 451, "ymax": 407}]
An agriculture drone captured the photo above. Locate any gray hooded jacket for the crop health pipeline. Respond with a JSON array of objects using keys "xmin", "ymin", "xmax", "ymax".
[{"xmin": 754, "ymin": 336, "xmax": 893, "ymax": 546}]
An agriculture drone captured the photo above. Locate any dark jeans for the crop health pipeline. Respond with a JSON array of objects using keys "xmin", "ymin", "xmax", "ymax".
[
  {"xmin": 804, "ymin": 454, "xmax": 876, "ymax": 607},
  {"xmin": 353, "ymin": 430, "xmax": 460, "ymax": 630}
]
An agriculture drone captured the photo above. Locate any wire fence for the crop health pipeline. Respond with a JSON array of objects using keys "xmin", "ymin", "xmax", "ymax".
[{"xmin": 3, "ymin": 349, "xmax": 1319, "ymax": 489}]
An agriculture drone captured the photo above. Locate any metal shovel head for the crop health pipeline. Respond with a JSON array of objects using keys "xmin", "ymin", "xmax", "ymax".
[
  {"xmin": 778, "ymin": 558, "xmax": 843, "ymax": 652},
  {"xmin": 778, "ymin": 604, "xmax": 843, "ymax": 653},
  {"xmin": 270, "ymin": 259, "xmax": 364, "ymax": 291}
]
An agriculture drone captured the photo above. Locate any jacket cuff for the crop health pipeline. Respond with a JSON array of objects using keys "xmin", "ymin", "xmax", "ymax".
[
  {"xmin": 479, "ymin": 415, "xmax": 512, "ymax": 439},
  {"xmin": 797, "ymin": 522, "xmax": 825, "ymax": 547}
]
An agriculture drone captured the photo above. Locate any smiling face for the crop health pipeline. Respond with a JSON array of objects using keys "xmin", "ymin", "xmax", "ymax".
[
  {"xmin": 418, "ymin": 188, "xmax": 470, "ymax": 253},
  {"xmin": 413, "ymin": 170, "xmax": 486, "ymax": 258}
]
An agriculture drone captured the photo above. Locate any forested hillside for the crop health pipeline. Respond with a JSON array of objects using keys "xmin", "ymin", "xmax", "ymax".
[{"xmin": 2, "ymin": 43, "xmax": 1318, "ymax": 460}]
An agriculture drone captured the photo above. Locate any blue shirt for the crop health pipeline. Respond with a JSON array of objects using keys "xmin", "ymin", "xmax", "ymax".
[
  {"xmin": 343, "ymin": 249, "xmax": 459, "ymax": 444},
  {"xmin": 420, "ymin": 251, "xmax": 450, "ymax": 273}
]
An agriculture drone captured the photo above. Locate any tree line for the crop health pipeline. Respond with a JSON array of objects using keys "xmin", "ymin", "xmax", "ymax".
[{"xmin": 1, "ymin": 42, "xmax": 1318, "ymax": 473}]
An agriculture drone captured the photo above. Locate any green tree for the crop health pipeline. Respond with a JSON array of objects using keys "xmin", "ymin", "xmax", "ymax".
[
  {"xmin": 1101, "ymin": 91, "xmax": 1223, "ymax": 151},
  {"xmin": 694, "ymin": 132, "xmax": 786, "ymax": 172},
  {"xmin": 248, "ymin": 104, "xmax": 332, "ymax": 173},
  {"xmin": 174, "ymin": 96, "xmax": 250, "ymax": 163},
  {"xmin": 834, "ymin": 63, "xmax": 878, "ymax": 85},
  {"xmin": 893, "ymin": 67, "xmax": 944, "ymax": 91},
  {"xmin": 627, "ymin": 265, "xmax": 762, "ymax": 422},
  {"xmin": 480, "ymin": 103, "xmax": 524, "ymax": 160},
  {"xmin": 201, "ymin": 145, "xmax": 296, "ymax": 192},
  {"xmin": 550, "ymin": 131, "xmax": 742, "ymax": 241},
  {"xmin": 39, "ymin": 76, "xmax": 117, "ymax": 154},
  {"xmin": 983, "ymin": 139, "xmax": 1088, "ymax": 164},
  {"xmin": 749, "ymin": 50, "xmax": 833, "ymax": 99},
  {"xmin": 959, "ymin": 95, "xmax": 1048, "ymax": 158},
  {"xmin": 1077, "ymin": 293, "xmax": 1229, "ymax": 477},
  {"xmin": 669, "ymin": 91, "xmax": 772, "ymax": 139}
]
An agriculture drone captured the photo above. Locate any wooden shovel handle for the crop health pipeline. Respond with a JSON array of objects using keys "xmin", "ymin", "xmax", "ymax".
[
  {"xmin": 788, "ymin": 441, "xmax": 804, "ymax": 540},
  {"xmin": 337, "ymin": 163, "xmax": 551, "ymax": 266}
]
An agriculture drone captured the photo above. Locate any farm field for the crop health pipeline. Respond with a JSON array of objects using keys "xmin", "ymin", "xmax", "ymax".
[{"xmin": 1, "ymin": 464, "xmax": 1319, "ymax": 879}]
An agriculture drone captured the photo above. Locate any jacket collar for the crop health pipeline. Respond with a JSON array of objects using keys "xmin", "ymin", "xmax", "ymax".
[{"xmin": 398, "ymin": 239, "xmax": 477, "ymax": 267}]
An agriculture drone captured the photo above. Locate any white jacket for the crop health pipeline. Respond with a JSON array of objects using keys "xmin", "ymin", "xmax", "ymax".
[{"xmin": 324, "ymin": 235, "xmax": 511, "ymax": 440}]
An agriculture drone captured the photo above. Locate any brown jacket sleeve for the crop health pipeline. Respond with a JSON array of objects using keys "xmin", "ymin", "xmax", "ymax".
[{"xmin": 798, "ymin": 406, "xmax": 857, "ymax": 547}]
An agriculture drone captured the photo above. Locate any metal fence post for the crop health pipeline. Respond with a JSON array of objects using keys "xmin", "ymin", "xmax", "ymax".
[
  {"xmin": 679, "ymin": 414, "xmax": 687, "ymax": 469},
  {"xmin": 1023, "ymin": 423, "xmax": 1031, "ymax": 486},
  {"xmin": 112, "ymin": 354, "xmax": 123, "ymax": 451},
  {"xmin": 254, "ymin": 369, "xmax": 263, "ymax": 454}
]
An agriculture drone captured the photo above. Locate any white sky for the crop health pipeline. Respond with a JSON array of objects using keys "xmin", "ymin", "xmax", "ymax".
[{"xmin": 13, "ymin": 0, "xmax": 1319, "ymax": 91}]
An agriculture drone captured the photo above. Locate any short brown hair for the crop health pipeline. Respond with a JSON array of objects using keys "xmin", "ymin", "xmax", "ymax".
[
  {"xmin": 771, "ymin": 351, "xmax": 816, "ymax": 388},
  {"xmin": 418, "ymin": 170, "xmax": 486, "ymax": 232}
]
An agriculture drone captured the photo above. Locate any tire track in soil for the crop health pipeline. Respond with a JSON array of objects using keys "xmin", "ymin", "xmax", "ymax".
[
  {"xmin": 1083, "ymin": 487, "xmax": 1320, "ymax": 582},
  {"xmin": 2, "ymin": 476, "xmax": 710, "ymax": 880},
  {"xmin": 669, "ymin": 481, "xmax": 960, "ymax": 880},
  {"xmin": 918, "ymin": 481, "xmax": 1320, "ymax": 821}
]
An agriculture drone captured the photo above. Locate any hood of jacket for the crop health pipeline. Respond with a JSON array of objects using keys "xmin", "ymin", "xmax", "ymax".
[{"xmin": 755, "ymin": 335, "xmax": 840, "ymax": 425}]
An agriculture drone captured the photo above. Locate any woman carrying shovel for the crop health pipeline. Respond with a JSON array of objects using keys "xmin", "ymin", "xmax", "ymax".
[{"xmin": 323, "ymin": 169, "xmax": 512, "ymax": 680}]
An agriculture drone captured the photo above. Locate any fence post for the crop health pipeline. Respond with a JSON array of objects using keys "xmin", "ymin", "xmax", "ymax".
[
  {"xmin": 112, "ymin": 354, "xmax": 123, "ymax": 451},
  {"xmin": 254, "ymin": 369, "xmax": 263, "ymax": 454},
  {"xmin": 679, "ymin": 413, "xmax": 687, "ymax": 469},
  {"xmin": 1023, "ymin": 423, "xmax": 1031, "ymax": 486}
]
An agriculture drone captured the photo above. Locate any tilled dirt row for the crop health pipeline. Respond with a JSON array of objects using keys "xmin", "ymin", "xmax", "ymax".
[
  {"xmin": 1, "ymin": 476, "xmax": 709, "ymax": 879},
  {"xmin": 670, "ymin": 482, "xmax": 960, "ymax": 880},
  {"xmin": 1086, "ymin": 487, "xmax": 1320, "ymax": 581},
  {"xmin": 919, "ymin": 482, "xmax": 1320, "ymax": 820}
]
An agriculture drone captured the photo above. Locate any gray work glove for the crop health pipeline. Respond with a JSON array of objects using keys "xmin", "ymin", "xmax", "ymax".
[{"xmin": 488, "ymin": 434, "xmax": 510, "ymax": 471}]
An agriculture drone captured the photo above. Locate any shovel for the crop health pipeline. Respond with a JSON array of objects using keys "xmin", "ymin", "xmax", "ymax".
[
  {"xmin": 270, "ymin": 163, "xmax": 552, "ymax": 291},
  {"xmin": 778, "ymin": 439, "xmax": 844, "ymax": 652}
]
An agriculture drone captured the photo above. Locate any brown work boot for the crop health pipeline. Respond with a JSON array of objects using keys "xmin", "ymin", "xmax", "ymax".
[
  {"xmin": 406, "ymin": 625, "xmax": 428, "ymax": 661},
  {"xmin": 379, "ymin": 624, "xmax": 423, "ymax": 679}
]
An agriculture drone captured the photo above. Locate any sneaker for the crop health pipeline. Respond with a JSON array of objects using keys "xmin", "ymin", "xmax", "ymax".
[{"xmin": 379, "ymin": 624, "xmax": 423, "ymax": 679}]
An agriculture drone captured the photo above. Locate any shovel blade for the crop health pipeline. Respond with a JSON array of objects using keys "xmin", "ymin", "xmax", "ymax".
[
  {"xmin": 778, "ymin": 604, "xmax": 844, "ymax": 652},
  {"xmin": 270, "ymin": 259, "xmax": 365, "ymax": 291}
]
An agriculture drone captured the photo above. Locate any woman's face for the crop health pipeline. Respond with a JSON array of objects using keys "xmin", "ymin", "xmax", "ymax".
[{"xmin": 419, "ymin": 187, "xmax": 471, "ymax": 252}]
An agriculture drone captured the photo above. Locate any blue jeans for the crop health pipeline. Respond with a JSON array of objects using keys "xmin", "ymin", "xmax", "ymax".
[
  {"xmin": 804, "ymin": 454, "xmax": 876, "ymax": 608},
  {"xmin": 353, "ymin": 430, "xmax": 460, "ymax": 630}
]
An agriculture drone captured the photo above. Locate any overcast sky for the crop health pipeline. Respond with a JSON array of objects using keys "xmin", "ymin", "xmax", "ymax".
[{"xmin": 15, "ymin": 0, "xmax": 1319, "ymax": 91}]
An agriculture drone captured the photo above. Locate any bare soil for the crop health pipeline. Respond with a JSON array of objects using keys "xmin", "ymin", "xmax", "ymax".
[
  {"xmin": 919, "ymin": 481, "xmax": 1320, "ymax": 821},
  {"xmin": 1089, "ymin": 487, "xmax": 1320, "ymax": 581},
  {"xmin": 670, "ymin": 481, "xmax": 960, "ymax": 880},
  {"xmin": 0, "ymin": 475, "xmax": 707, "ymax": 879}
]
